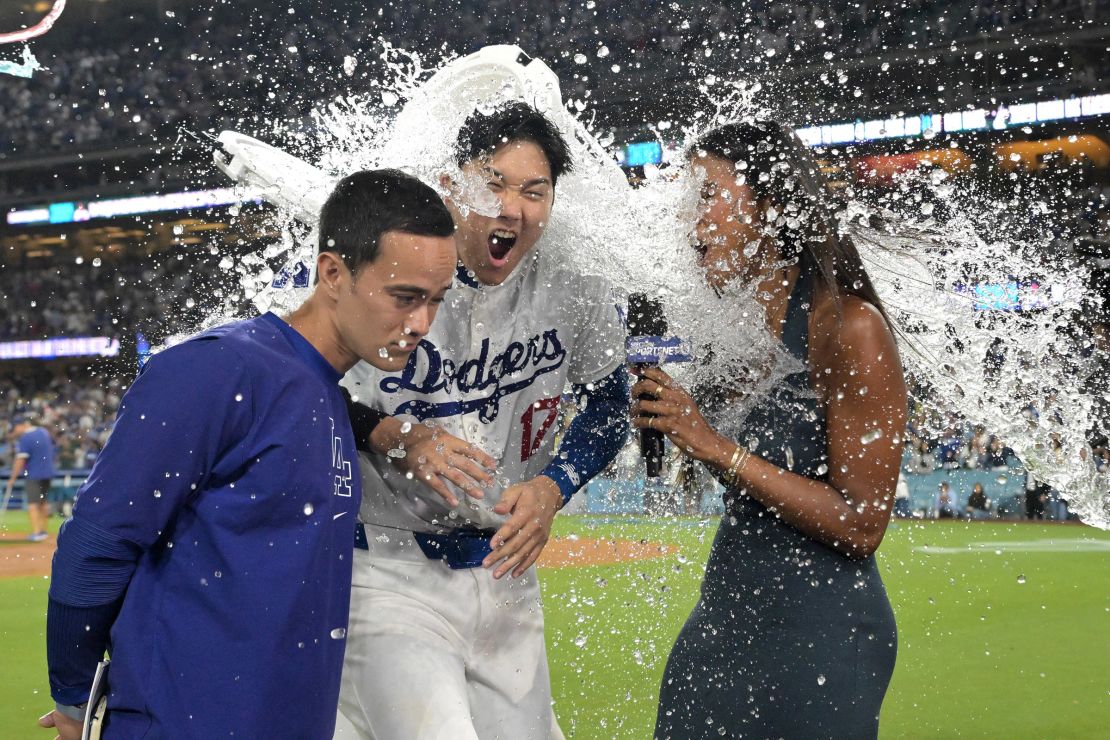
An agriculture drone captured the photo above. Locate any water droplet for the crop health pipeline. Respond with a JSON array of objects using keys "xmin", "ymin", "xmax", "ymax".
[
  {"xmin": 1017, "ymin": 574, "xmax": 1026, "ymax": 585},
  {"xmin": 597, "ymin": 46, "xmax": 609, "ymax": 58},
  {"xmin": 214, "ymin": 570, "xmax": 222, "ymax": 578},
  {"xmin": 573, "ymin": 53, "xmax": 587, "ymax": 64},
  {"xmin": 303, "ymin": 503, "xmax": 314, "ymax": 516},
  {"xmin": 400, "ymin": 421, "xmax": 413, "ymax": 434},
  {"xmin": 574, "ymin": 635, "xmax": 588, "ymax": 648},
  {"xmin": 153, "ymin": 490, "xmax": 162, "ymax": 498},
  {"xmin": 378, "ymin": 347, "xmax": 390, "ymax": 359},
  {"xmin": 815, "ymin": 463, "xmax": 829, "ymax": 476},
  {"xmin": 860, "ymin": 429, "xmax": 884, "ymax": 445},
  {"xmin": 234, "ymin": 393, "xmax": 243, "ymax": 402},
  {"xmin": 817, "ymin": 674, "xmax": 826, "ymax": 686},
  {"xmin": 381, "ymin": 90, "xmax": 398, "ymax": 106},
  {"xmin": 330, "ymin": 627, "xmax": 347, "ymax": 639},
  {"xmin": 610, "ymin": 64, "xmax": 621, "ymax": 73}
]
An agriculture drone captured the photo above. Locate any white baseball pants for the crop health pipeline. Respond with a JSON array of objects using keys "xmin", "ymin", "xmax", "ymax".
[{"xmin": 334, "ymin": 524, "xmax": 564, "ymax": 740}]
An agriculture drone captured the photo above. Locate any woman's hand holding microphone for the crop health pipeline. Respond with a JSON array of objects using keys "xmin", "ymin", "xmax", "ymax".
[{"xmin": 630, "ymin": 366, "xmax": 741, "ymax": 477}]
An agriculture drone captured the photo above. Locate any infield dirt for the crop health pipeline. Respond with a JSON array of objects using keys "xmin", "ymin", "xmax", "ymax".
[{"xmin": 0, "ymin": 533, "xmax": 670, "ymax": 579}]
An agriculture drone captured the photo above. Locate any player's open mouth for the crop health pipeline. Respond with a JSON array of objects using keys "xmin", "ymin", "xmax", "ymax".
[{"xmin": 488, "ymin": 229, "xmax": 518, "ymax": 266}]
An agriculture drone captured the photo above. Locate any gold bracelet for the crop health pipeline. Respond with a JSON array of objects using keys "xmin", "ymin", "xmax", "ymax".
[
  {"xmin": 723, "ymin": 445, "xmax": 741, "ymax": 475},
  {"xmin": 716, "ymin": 445, "xmax": 742, "ymax": 489},
  {"xmin": 727, "ymin": 447, "xmax": 751, "ymax": 486}
]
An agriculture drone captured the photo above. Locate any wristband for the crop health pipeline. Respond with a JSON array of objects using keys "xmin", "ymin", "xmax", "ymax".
[{"xmin": 54, "ymin": 702, "xmax": 87, "ymax": 722}]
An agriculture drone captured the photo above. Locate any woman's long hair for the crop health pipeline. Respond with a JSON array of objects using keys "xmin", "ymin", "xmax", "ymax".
[{"xmin": 691, "ymin": 120, "xmax": 890, "ymax": 325}]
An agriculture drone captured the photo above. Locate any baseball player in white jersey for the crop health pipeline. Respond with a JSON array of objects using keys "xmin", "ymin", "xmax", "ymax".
[{"xmin": 335, "ymin": 103, "xmax": 630, "ymax": 739}]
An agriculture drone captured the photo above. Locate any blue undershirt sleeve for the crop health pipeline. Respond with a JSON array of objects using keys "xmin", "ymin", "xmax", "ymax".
[
  {"xmin": 46, "ymin": 337, "xmax": 253, "ymax": 705},
  {"xmin": 342, "ymin": 386, "xmax": 387, "ymax": 454},
  {"xmin": 541, "ymin": 365, "xmax": 631, "ymax": 502}
]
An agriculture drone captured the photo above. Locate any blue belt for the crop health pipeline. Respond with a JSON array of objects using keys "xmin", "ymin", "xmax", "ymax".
[{"xmin": 354, "ymin": 522, "xmax": 495, "ymax": 570}]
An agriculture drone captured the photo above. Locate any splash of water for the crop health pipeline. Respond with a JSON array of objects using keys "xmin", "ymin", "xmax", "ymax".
[{"xmin": 215, "ymin": 42, "xmax": 1107, "ymax": 529}]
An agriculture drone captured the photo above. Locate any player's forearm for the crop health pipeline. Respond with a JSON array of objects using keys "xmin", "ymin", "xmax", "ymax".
[
  {"xmin": 341, "ymin": 387, "xmax": 388, "ymax": 453},
  {"xmin": 47, "ymin": 597, "xmax": 121, "ymax": 705},
  {"xmin": 541, "ymin": 366, "xmax": 630, "ymax": 501},
  {"xmin": 367, "ymin": 415, "xmax": 407, "ymax": 456},
  {"xmin": 8, "ymin": 456, "xmax": 27, "ymax": 483},
  {"xmin": 47, "ymin": 517, "xmax": 140, "ymax": 702}
]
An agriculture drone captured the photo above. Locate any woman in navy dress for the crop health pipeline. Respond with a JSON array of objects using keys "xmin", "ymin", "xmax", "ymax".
[{"xmin": 638, "ymin": 121, "xmax": 906, "ymax": 739}]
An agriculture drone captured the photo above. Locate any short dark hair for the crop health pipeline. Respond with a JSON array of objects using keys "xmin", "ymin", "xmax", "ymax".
[
  {"xmin": 318, "ymin": 169, "xmax": 455, "ymax": 272},
  {"xmin": 454, "ymin": 102, "xmax": 573, "ymax": 185}
]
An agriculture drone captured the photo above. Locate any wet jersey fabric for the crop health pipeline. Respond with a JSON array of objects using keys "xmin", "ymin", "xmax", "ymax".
[
  {"xmin": 47, "ymin": 312, "xmax": 360, "ymax": 739},
  {"xmin": 341, "ymin": 252, "xmax": 625, "ymax": 535},
  {"xmin": 656, "ymin": 265, "xmax": 898, "ymax": 740}
]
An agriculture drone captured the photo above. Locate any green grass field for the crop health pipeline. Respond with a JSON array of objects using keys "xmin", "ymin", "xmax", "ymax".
[{"xmin": 2, "ymin": 517, "xmax": 1108, "ymax": 738}]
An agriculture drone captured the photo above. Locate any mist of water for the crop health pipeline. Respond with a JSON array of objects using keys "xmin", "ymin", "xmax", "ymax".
[{"xmin": 213, "ymin": 42, "xmax": 1107, "ymax": 529}]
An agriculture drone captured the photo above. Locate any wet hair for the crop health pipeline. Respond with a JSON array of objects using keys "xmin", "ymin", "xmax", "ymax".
[
  {"xmin": 454, "ymin": 102, "xmax": 573, "ymax": 185},
  {"xmin": 691, "ymin": 120, "xmax": 890, "ymax": 324},
  {"xmin": 318, "ymin": 168, "xmax": 455, "ymax": 272}
]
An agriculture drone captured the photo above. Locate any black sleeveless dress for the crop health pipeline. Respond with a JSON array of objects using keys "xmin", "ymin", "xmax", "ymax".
[{"xmin": 655, "ymin": 266, "xmax": 898, "ymax": 739}]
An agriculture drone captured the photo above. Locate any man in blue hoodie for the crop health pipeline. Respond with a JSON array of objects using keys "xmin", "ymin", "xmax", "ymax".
[{"xmin": 41, "ymin": 169, "xmax": 457, "ymax": 739}]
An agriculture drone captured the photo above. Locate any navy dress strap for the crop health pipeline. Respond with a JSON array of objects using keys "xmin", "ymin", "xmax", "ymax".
[{"xmin": 780, "ymin": 260, "xmax": 816, "ymax": 367}]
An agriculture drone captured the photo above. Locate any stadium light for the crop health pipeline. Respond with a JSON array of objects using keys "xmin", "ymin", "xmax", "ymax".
[
  {"xmin": 5, "ymin": 187, "xmax": 262, "ymax": 227},
  {"xmin": 794, "ymin": 92, "xmax": 1110, "ymax": 147},
  {"xmin": 0, "ymin": 336, "xmax": 120, "ymax": 361}
]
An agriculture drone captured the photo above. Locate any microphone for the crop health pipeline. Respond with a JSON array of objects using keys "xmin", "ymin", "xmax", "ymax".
[{"xmin": 627, "ymin": 294, "xmax": 693, "ymax": 478}]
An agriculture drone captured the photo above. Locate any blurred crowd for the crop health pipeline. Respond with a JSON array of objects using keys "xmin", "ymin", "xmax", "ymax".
[
  {"xmin": 900, "ymin": 402, "xmax": 1109, "ymax": 521},
  {"xmin": 1, "ymin": 369, "xmax": 121, "ymax": 472},
  {"xmin": 1, "ymin": 249, "xmax": 237, "ymax": 479},
  {"xmin": 0, "ymin": 250, "xmax": 229, "ymax": 340},
  {"xmin": 1, "ymin": 0, "xmax": 1108, "ymax": 155}
]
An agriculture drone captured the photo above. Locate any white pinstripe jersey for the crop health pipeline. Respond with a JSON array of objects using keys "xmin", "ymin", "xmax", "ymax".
[{"xmin": 341, "ymin": 249, "xmax": 625, "ymax": 534}]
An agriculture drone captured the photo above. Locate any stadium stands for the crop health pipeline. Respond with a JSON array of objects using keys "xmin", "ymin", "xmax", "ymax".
[
  {"xmin": 1, "ymin": 0, "xmax": 1107, "ymax": 155},
  {"xmin": 2, "ymin": 0, "xmax": 1107, "ymax": 511}
]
